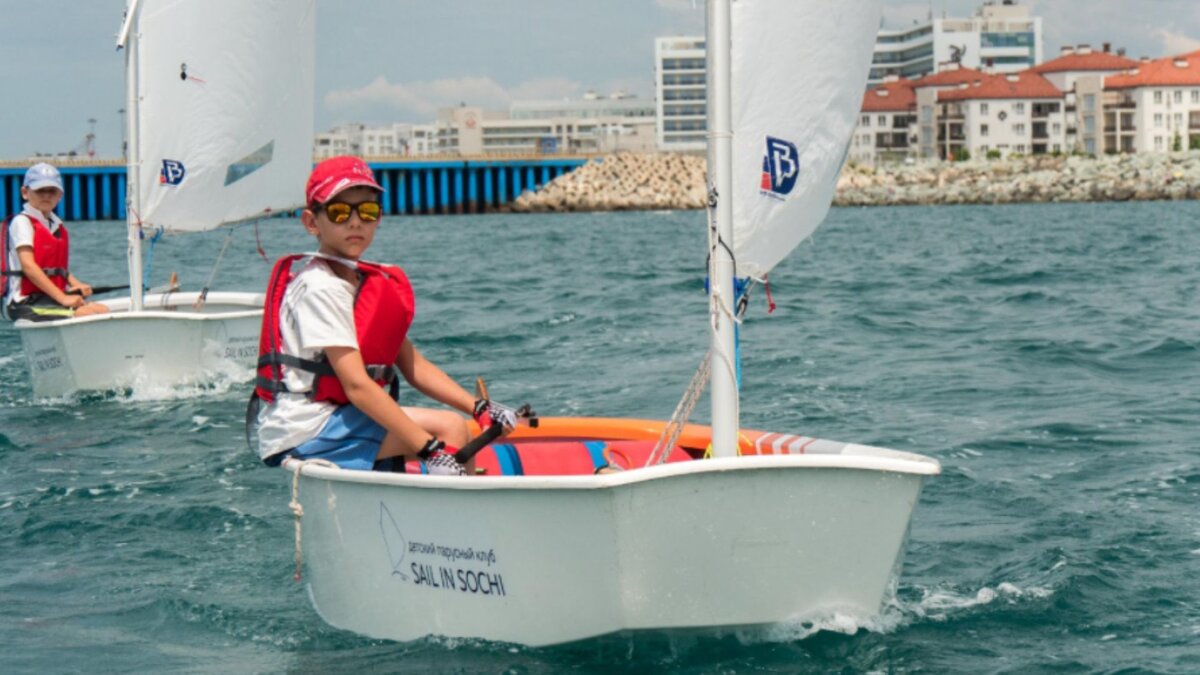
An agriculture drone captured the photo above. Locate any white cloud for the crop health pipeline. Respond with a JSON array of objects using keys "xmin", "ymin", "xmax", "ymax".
[
  {"xmin": 507, "ymin": 77, "xmax": 582, "ymax": 102},
  {"xmin": 881, "ymin": 2, "xmax": 936, "ymax": 29},
  {"xmin": 656, "ymin": 0, "xmax": 699, "ymax": 12},
  {"xmin": 1155, "ymin": 28, "xmax": 1200, "ymax": 57},
  {"xmin": 325, "ymin": 76, "xmax": 511, "ymax": 118},
  {"xmin": 324, "ymin": 75, "xmax": 587, "ymax": 121}
]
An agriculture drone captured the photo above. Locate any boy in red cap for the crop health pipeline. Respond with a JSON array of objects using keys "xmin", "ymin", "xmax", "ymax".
[
  {"xmin": 2, "ymin": 162, "xmax": 109, "ymax": 321},
  {"xmin": 252, "ymin": 156, "xmax": 517, "ymax": 474}
]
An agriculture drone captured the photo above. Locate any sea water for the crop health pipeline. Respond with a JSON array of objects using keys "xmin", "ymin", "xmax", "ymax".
[{"xmin": 1, "ymin": 202, "xmax": 1197, "ymax": 673}]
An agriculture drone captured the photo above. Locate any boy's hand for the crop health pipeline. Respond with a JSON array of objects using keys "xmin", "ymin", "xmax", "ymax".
[
  {"xmin": 417, "ymin": 438, "xmax": 466, "ymax": 476},
  {"xmin": 58, "ymin": 293, "xmax": 85, "ymax": 309},
  {"xmin": 473, "ymin": 399, "xmax": 527, "ymax": 433},
  {"xmin": 69, "ymin": 283, "xmax": 94, "ymax": 298}
]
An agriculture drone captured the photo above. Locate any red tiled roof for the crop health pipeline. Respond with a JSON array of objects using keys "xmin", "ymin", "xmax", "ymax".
[
  {"xmin": 1031, "ymin": 51, "xmax": 1138, "ymax": 74},
  {"xmin": 861, "ymin": 80, "xmax": 916, "ymax": 112},
  {"xmin": 937, "ymin": 72, "xmax": 1064, "ymax": 101},
  {"xmin": 1106, "ymin": 52, "xmax": 1200, "ymax": 89},
  {"xmin": 912, "ymin": 66, "xmax": 987, "ymax": 88}
]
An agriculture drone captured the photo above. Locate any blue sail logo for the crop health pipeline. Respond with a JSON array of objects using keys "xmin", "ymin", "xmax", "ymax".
[
  {"xmin": 159, "ymin": 159, "xmax": 186, "ymax": 186},
  {"xmin": 760, "ymin": 136, "xmax": 799, "ymax": 198}
]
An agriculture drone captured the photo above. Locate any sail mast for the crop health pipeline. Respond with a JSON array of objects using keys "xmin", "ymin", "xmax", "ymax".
[
  {"xmin": 121, "ymin": 0, "xmax": 145, "ymax": 311},
  {"xmin": 707, "ymin": 0, "xmax": 738, "ymax": 457}
]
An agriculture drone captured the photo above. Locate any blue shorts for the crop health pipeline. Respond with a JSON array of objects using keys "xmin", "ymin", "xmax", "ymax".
[{"xmin": 288, "ymin": 405, "xmax": 387, "ymax": 471}]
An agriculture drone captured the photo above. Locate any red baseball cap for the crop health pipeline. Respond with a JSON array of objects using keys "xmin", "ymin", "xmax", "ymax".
[{"xmin": 305, "ymin": 155, "xmax": 383, "ymax": 205}]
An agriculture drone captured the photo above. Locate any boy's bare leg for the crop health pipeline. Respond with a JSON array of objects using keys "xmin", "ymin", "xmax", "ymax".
[
  {"xmin": 74, "ymin": 303, "xmax": 109, "ymax": 317},
  {"xmin": 376, "ymin": 407, "xmax": 473, "ymax": 472},
  {"xmin": 401, "ymin": 406, "xmax": 469, "ymax": 446}
]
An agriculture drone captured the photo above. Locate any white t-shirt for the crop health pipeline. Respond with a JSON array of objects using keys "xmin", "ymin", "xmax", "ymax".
[
  {"xmin": 256, "ymin": 256, "xmax": 361, "ymax": 459},
  {"xmin": 5, "ymin": 204, "xmax": 63, "ymax": 304}
]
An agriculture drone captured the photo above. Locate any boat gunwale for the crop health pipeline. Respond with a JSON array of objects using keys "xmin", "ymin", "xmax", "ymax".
[
  {"xmin": 284, "ymin": 450, "xmax": 940, "ymax": 492},
  {"xmin": 13, "ymin": 291, "xmax": 263, "ymax": 329}
]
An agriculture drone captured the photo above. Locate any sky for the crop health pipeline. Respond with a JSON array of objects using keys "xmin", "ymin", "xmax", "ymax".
[{"xmin": 0, "ymin": 1, "xmax": 1197, "ymax": 159}]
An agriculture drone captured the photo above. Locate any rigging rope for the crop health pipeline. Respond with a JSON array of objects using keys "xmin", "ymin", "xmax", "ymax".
[
  {"xmin": 141, "ymin": 225, "xmax": 164, "ymax": 290},
  {"xmin": 647, "ymin": 350, "xmax": 711, "ymax": 466},
  {"xmin": 193, "ymin": 228, "xmax": 236, "ymax": 309},
  {"xmin": 289, "ymin": 458, "xmax": 338, "ymax": 581},
  {"xmin": 646, "ymin": 182, "xmax": 764, "ymax": 466},
  {"xmin": 705, "ymin": 181, "xmax": 742, "ymax": 446}
]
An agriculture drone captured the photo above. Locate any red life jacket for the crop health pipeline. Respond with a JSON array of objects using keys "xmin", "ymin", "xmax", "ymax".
[
  {"xmin": 1, "ymin": 212, "xmax": 70, "ymax": 299},
  {"xmin": 253, "ymin": 254, "xmax": 415, "ymax": 405}
]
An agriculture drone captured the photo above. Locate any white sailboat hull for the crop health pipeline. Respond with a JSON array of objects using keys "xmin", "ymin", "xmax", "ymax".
[
  {"xmin": 15, "ymin": 291, "xmax": 261, "ymax": 397},
  {"xmin": 285, "ymin": 444, "xmax": 937, "ymax": 646}
]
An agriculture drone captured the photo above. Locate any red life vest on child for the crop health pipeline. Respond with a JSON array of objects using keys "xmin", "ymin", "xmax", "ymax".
[
  {"xmin": 1, "ymin": 212, "xmax": 70, "ymax": 298},
  {"xmin": 253, "ymin": 254, "xmax": 415, "ymax": 405}
]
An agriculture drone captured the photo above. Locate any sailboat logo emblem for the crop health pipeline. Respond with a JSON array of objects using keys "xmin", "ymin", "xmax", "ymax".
[
  {"xmin": 760, "ymin": 136, "xmax": 799, "ymax": 198},
  {"xmin": 160, "ymin": 159, "xmax": 186, "ymax": 186}
]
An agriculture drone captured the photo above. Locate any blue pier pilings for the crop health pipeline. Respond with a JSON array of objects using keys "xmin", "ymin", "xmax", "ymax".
[
  {"xmin": 368, "ymin": 158, "xmax": 588, "ymax": 216},
  {"xmin": 0, "ymin": 157, "xmax": 589, "ymax": 221},
  {"xmin": 0, "ymin": 164, "xmax": 126, "ymax": 222}
]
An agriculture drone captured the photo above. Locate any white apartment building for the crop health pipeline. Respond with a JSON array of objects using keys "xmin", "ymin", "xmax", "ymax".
[
  {"xmin": 1093, "ymin": 51, "xmax": 1200, "ymax": 154},
  {"xmin": 313, "ymin": 123, "xmax": 416, "ymax": 159},
  {"xmin": 852, "ymin": 77, "xmax": 917, "ymax": 165},
  {"xmin": 314, "ymin": 94, "xmax": 657, "ymax": 159},
  {"xmin": 654, "ymin": 36, "xmax": 707, "ymax": 152},
  {"xmin": 912, "ymin": 65, "xmax": 989, "ymax": 159},
  {"xmin": 935, "ymin": 70, "xmax": 1066, "ymax": 160},
  {"xmin": 1031, "ymin": 44, "xmax": 1137, "ymax": 153},
  {"xmin": 870, "ymin": 0, "xmax": 1043, "ymax": 88}
]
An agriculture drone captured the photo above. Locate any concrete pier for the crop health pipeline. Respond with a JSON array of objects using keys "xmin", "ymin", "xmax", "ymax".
[{"xmin": 0, "ymin": 156, "xmax": 589, "ymax": 221}]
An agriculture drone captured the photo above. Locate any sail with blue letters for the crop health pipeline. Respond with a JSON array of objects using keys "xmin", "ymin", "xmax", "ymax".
[
  {"xmin": 129, "ymin": 0, "xmax": 315, "ymax": 233},
  {"xmin": 728, "ymin": 0, "xmax": 883, "ymax": 278}
]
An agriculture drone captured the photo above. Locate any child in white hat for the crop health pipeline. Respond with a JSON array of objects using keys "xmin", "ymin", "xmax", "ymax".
[{"xmin": 2, "ymin": 162, "xmax": 109, "ymax": 321}]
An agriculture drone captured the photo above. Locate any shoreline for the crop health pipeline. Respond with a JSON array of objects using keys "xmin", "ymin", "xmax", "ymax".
[{"xmin": 506, "ymin": 151, "xmax": 1200, "ymax": 212}]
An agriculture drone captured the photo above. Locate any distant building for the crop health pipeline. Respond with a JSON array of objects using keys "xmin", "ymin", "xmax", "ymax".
[
  {"xmin": 851, "ymin": 76, "xmax": 918, "ymax": 165},
  {"xmin": 870, "ymin": 0, "xmax": 1043, "ymax": 88},
  {"xmin": 861, "ymin": 43, "xmax": 1200, "ymax": 163},
  {"xmin": 911, "ymin": 65, "xmax": 989, "ymax": 159},
  {"xmin": 1030, "ymin": 44, "xmax": 1137, "ymax": 154},
  {"xmin": 935, "ymin": 70, "xmax": 1066, "ymax": 160},
  {"xmin": 314, "ymin": 123, "xmax": 415, "ymax": 159},
  {"xmin": 1098, "ymin": 50, "xmax": 1200, "ymax": 154},
  {"xmin": 654, "ymin": 36, "xmax": 707, "ymax": 152},
  {"xmin": 315, "ymin": 94, "xmax": 655, "ymax": 159}
]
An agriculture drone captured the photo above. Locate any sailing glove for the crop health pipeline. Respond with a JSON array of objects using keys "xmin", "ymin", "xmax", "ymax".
[
  {"xmin": 473, "ymin": 398, "xmax": 525, "ymax": 432},
  {"xmin": 417, "ymin": 438, "xmax": 466, "ymax": 476}
]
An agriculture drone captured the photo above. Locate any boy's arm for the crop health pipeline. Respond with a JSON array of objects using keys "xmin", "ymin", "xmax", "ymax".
[
  {"xmin": 325, "ymin": 345, "xmax": 430, "ymax": 454},
  {"xmin": 16, "ymin": 247, "xmax": 83, "ymax": 308},
  {"xmin": 394, "ymin": 339, "xmax": 475, "ymax": 414},
  {"xmin": 65, "ymin": 273, "xmax": 93, "ymax": 297}
]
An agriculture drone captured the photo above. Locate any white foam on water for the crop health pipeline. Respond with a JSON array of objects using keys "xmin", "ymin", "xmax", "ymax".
[
  {"xmin": 681, "ymin": 580, "xmax": 1061, "ymax": 644},
  {"xmin": 902, "ymin": 582, "xmax": 1054, "ymax": 623},
  {"xmin": 117, "ymin": 360, "xmax": 254, "ymax": 403}
]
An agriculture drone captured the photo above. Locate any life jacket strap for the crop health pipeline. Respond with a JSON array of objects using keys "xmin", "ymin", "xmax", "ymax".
[
  {"xmin": 257, "ymin": 352, "xmax": 336, "ymax": 378},
  {"xmin": 256, "ymin": 352, "xmax": 396, "ymax": 393}
]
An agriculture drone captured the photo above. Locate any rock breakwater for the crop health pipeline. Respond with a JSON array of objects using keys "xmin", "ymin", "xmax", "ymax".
[
  {"xmin": 508, "ymin": 152, "xmax": 707, "ymax": 212},
  {"xmin": 836, "ymin": 151, "xmax": 1200, "ymax": 206},
  {"xmin": 506, "ymin": 151, "xmax": 1200, "ymax": 211}
]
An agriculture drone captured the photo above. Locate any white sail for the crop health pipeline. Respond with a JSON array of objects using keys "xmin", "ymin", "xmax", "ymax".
[
  {"xmin": 729, "ymin": 0, "xmax": 882, "ymax": 278},
  {"xmin": 132, "ymin": 0, "xmax": 315, "ymax": 233}
]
